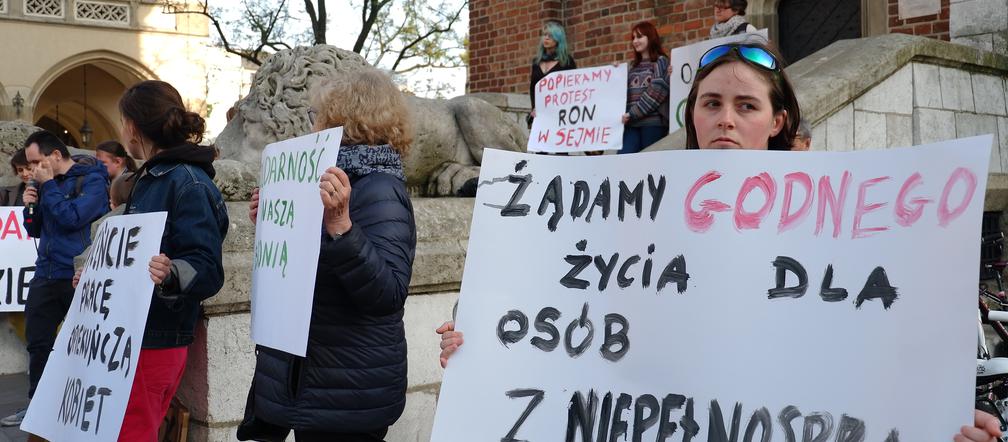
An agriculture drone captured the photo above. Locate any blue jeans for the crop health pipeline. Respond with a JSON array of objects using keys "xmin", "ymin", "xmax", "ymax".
[{"xmin": 621, "ymin": 125, "xmax": 669, "ymax": 154}]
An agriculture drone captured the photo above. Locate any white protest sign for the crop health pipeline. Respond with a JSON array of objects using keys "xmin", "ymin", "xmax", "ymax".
[
  {"xmin": 667, "ymin": 30, "xmax": 769, "ymax": 132},
  {"xmin": 20, "ymin": 211, "xmax": 166, "ymax": 442},
  {"xmin": 529, "ymin": 64, "xmax": 627, "ymax": 154},
  {"xmin": 251, "ymin": 128, "xmax": 341, "ymax": 357},
  {"xmin": 432, "ymin": 136, "xmax": 992, "ymax": 441},
  {"xmin": 0, "ymin": 207, "xmax": 35, "ymax": 312}
]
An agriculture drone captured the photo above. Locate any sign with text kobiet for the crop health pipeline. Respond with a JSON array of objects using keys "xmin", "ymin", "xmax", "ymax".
[
  {"xmin": 529, "ymin": 64, "xmax": 628, "ymax": 154},
  {"xmin": 432, "ymin": 136, "xmax": 991, "ymax": 441},
  {"xmin": 0, "ymin": 207, "xmax": 35, "ymax": 312},
  {"xmin": 251, "ymin": 128, "xmax": 341, "ymax": 357},
  {"xmin": 20, "ymin": 211, "xmax": 167, "ymax": 442}
]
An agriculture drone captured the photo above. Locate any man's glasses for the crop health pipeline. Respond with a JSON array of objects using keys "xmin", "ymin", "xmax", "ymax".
[{"xmin": 699, "ymin": 44, "xmax": 779, "ymax": 72}]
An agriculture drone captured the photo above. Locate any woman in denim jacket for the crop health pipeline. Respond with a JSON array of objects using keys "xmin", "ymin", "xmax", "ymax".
[{"xmin": 116, "ymin": 80, "xmax": 229, "ymax": 440}]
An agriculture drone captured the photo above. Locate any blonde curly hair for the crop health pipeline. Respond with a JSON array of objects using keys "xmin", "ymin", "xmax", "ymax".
[{"xmin": 309, "ymin": 68, "xmax": 413, "ymax": 155}]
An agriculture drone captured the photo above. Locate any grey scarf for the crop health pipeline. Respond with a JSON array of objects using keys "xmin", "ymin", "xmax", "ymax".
[
  {"xmin": 336, "ymin": 144, "xmax": 405, "ymax": 181},
  {"xmin": 709, "ymin": 15, "xmax": 749, "ymax": 39}
]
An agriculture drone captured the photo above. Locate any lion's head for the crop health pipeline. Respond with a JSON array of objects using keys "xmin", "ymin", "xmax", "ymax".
[{"xmin": 216, "ymin": 45, "xmax": 370, "ymax": 167}]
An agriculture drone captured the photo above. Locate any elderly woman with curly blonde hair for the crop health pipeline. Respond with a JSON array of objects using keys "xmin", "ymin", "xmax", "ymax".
[{"xmin": 240, "ymin": 67, "xmax": 417, "ymax": 442}]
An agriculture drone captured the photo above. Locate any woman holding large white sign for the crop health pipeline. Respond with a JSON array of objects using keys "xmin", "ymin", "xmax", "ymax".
[
  {"xmin": 240, "ymin": 68, "xmax": 416, "ymax": 441},
  {"xmin": 438, "ymin": 40, "xmax": 1002, "ymax": 441},
  {"xmin": 114, "ymin": 80, "xmax": 229, "ymax": 440}
]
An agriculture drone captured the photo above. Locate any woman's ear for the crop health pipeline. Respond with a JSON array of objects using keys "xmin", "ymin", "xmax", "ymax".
[
  {"xmin": 769, "ymin": 110, "xmax": 788, "ymax": 137},
  {"xmin": 122, "ymin": 119, "xmax": 139, "ymax": 144}
]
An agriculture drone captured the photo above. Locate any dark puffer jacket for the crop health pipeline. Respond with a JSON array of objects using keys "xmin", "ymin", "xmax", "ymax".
[{"xmin": 251, "ymin": 145, "xmax": 416, "ymax": 432}]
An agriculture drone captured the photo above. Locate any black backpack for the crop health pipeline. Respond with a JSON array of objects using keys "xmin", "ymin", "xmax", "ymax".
[{"xmin": 68, "ymin": 154, "xmax": 109, "ymax": 199}]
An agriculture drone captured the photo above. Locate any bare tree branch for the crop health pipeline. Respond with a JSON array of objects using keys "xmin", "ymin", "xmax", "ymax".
[
  {"xmin": 163, "ymin": 1, "xmax": 267, "ymax": 65},
  {"xmin": 353, "ymin": 0, "xmax": 393, "ymax": 53},
  {"xmin": 390, "ymin": 0, "xmax": 466, "ymax": 71},
  {"xmin": 164, "ymin": 0, "xmax": 468, "ymax": 96},
  {"xmin": 304, "ymin": 0, "xmax": 326, "ymax": 43}
]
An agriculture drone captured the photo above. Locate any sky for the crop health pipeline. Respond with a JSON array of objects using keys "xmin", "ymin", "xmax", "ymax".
[{"xmin": 211, "ymin": 0, "xmax": 469, "ymax": 98}]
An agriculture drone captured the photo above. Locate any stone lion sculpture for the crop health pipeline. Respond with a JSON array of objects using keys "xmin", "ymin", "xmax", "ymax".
[{"xmin": 215, "ymin": 45, "xmax": 527, "ymax": 197}]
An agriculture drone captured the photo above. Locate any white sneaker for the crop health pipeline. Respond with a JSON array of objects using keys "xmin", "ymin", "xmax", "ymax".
[{"xmin": 0, "ymin": 408, "xmax": 26, "ymax": 427}]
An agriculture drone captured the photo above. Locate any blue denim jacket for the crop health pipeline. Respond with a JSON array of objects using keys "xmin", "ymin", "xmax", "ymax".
[{"xmin": 126, "ymin": 160, "xmax": 228, "ymax": 348}]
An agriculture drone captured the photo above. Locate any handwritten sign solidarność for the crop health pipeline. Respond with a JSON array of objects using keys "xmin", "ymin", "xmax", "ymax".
[{"xmin": 251, "ymin": 127, "xmax": 341, "ymax": 357}]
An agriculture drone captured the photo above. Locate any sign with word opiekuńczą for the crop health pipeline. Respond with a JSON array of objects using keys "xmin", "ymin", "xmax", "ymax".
[
  {"xmin": 667, "ymin": 29, "xmax": 769, "ymax": 133},
  {"xmin": 529, "ymin": 64, "xmax": 628, "ymax": 154},
  {"xmin": 20, "ymin": 211, "xmax": 167, "ymax": 441},
  {"xmin": 431, "ymin": 136, "xmax": 992, "ymax": 441},
  {"xmin": 251, "ymin": 127, "xmax": 341, "ymax": 357},
  {"xmin": 0, "ymin": 207, "xmax": 35, "ymax": 312}
]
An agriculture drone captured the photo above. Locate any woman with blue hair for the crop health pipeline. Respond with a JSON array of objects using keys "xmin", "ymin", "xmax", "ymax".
[{"xmin": 527, "ymin": 20, "xmax": 577, "ymax": 129}]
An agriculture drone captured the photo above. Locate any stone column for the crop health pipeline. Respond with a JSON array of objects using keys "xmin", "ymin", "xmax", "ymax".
[{"xmin": 951, "ymin": 0, "xmax": 1008, "ymax": 53}]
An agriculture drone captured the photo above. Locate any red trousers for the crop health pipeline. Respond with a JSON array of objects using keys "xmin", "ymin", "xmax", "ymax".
[{"xmin": 117, "ymin": 347, "xmax": 188, "ymax": 442}]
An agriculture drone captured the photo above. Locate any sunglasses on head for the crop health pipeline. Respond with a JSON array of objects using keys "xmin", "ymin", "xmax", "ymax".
[{"xmin": 699, "ymin": 44, "xmax": 779, "ymax": 72}]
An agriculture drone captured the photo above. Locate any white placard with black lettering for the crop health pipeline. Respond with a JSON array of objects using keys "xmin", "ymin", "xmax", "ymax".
[
  {"xmin": 432, "ymin": 136, "xmax": 991, "ymax": 441},
  {"xmin": 251, "ymin": 128, "xmax": 342, "ymax": 357},
  {"xmin": 667, "ymin": 30, "xmax": 769, "ymax": 132},
  {"xmin": 20, "ymin": 211, "xmax": 166, "ymax": 442},
  {"xmin": 0, "ymin": 207, "xmax": 35, "ymax": 312},
  {"xmin": 529, "ymin": 64, "xmax": 628, "ymax": 154}
]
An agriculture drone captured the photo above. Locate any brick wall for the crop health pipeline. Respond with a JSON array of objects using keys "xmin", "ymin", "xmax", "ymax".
[
  {"xmin": 468, "ymin": 0, "xmax": 955, "ymax": 94},
  {"xmin": 888, "ymin": 0, "xmax": 951, "ymax": 41},
  {"xmin": 467, "ymin": 0, "xmax": 714, "ymax": 94}
]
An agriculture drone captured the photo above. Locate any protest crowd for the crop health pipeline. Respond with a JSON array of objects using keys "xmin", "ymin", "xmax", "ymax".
[{"xmin": 0, "ymin": 0, "xmax": 1001, "ymax": 441}]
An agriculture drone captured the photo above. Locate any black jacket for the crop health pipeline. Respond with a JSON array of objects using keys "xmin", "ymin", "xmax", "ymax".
[
  {"xmin": 251, "ymin": 167, "xmax": 416, "ymax": 432},
  {"xmin": 0, "ymin": 182, "xmax": 25, "ymax": 206}
]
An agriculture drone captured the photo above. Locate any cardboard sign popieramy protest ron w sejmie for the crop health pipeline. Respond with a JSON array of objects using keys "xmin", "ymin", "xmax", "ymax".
[
  {"xmin": 251, "ymin": 128, "xmax": 341, "ymax": 357},
  {"xmin": 20, "ymin": 211, "xmax": 166, "ymax": 442},
  {"xmin": 529, "ymin": 64, "xmax": 627, "ymax": 154},
  {"xmin": 432, "ymin": 136, "xmax": 992, "ymax": 441}
]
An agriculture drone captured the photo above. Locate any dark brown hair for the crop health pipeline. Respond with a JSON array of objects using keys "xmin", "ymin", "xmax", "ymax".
[
  {"xmin": 9, "ymin": 148, "xmax": 27, "ymax": 175},
  {"xmin": 23, "ymin": 130, "xmax": 69, "ymax": 158},
  {"xmin": 110, "ymin": 171, "xmax": 136, "ymax": 207},
  {"xmin": 684, "ymin": 41, "xmax": 800, "ymax": 151},
  {"xmin": 630, "ymin": 21, "xmax": 668, "ymax": 67},
  {"xmin": 118, "ymin": 80, "xmax": 205, "ymax": 149},
  {"xmin": 715, "ymin": 0, "xmax": 748, "ymax": 15},
  {"xmin": 96, "ymin": 140, "xmax": 138, "ymax": 172}
]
